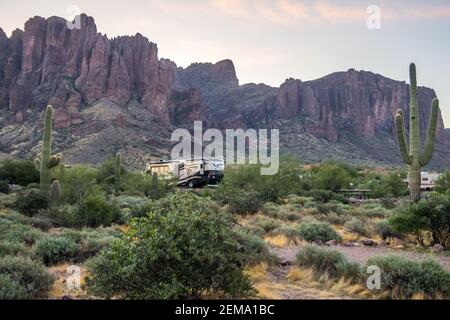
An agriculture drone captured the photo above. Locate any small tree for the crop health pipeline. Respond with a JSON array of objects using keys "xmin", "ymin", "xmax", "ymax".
[{"xmin": 86, "ymin": 192, "xmax": 254, "ymax": 299}]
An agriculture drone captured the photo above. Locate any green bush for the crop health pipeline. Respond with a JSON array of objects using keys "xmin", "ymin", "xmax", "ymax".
[
  {"xmin": 86, "ymin": 192, "xmax": 254, "ymax": 299},
  {"xmin": 311, "ymin": 162, "xmax": 356, "ymax": 192},
  {"xmin": 0, "ymin": 180, "xmax": 10, "ymax": 194},
  {"xmin": 303, "ymin": 189, "xmax": 335, "ymax": 203},
  {"xmin": 216, "ymin": 156, "xmax": 306, "ymax": 204},
  {"xmin": 389, "ymin": 193, "xmax": 450, "ymax": 246},
  {"xmin": 344, "ymin": 217, "xmax": 369, "ymax": 236},
  {"xmin": 254, "ymin": 216, "xmax": 279, "ymax": 233},
  {"xmin": 0, "ymin": 241, "xmax": 31, "ymax": 257},
  {"xmin": 13, "ymin": 189, "xmax": 48, "ymax": 216},
  {"xmin": 375, "ymin": 220, "xmax": 403, "ymax": 240},
  {"xmin": 316, "ymin": 213, "xmax": 351, "ymax": 225},
  {"xmin": 298, "ymin": 222, "xmax": 340, "ymax": 243},
  {"xmin": 0, "ymin": 221, "xmax": 44, "ymax": 245},
  {"xmin": 35, "ymin": 236, "xmax": 80, "ymax": 265},
  {"xmin": 367, "ymin": 255, "xmax": 450, "ymax": 298},
  {"xmin": 435, "ymin": 171, "xmax": 450, "ymax": 194},
  {"xmin": 78, "ymin": 188, "xmax": 122, "ymax": 227},
  {"xmin": 235, "ymin": 229, "xmax": 276, "ymax": 265},
  {"xmin": 0, "ymin": 274, "xmax": 29, "ymax": 299},
  {"xmin": 53, "ymin": 165, "xmax": 98, "ymax": 204},
  {"xmin": 296, "ymin": 245, "xmax": 361, "ymax": 280},
  {"xmin": 62, "ymin": 227, "xmax": 120, "ymax": 260},
  {"xmin": 0, "ymin": 159, "xmax": 40, "ymax": 186},
  {"xmin": 272, "ymin": 224, "xmax": 300, "ymax": 238},
  {"xmin": 41, "ymin": 205, "xmax": 79, "ymax": 227},
  {"xmin": 0, "ymin": 255, "xmax": 54, "ymax": 299},
  {"xmin": 96, "ymin": 155, "xmax": 128, "ymax": 190},
  {"xmin": 216, "ymin": 188, "xmax": 262, "ymax": 215}
]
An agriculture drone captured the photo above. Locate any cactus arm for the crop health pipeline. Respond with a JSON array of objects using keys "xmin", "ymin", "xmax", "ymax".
[
  {"xmin": 409, "ymin": 63, "xmax": 420, "ymax": 159},
  {"xmin": 48, "ymin": 153, "xmax": 63, "ymax": 168},
  {"xmin": 419, "ymin": 98, "xmax": 439, "ymax": 166},
  {"xmin": 34, "ymin": 158, "xmax": 41, "ymax": 172},
  {"xmin": 395, "ymin": 110, "xmax": 412, "ymax": 165}
]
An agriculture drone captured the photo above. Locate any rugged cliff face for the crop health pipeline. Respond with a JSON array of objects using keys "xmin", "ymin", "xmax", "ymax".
[{"xmin": 0, "ymin": 14, "xmax": 448, "ymax": 168}]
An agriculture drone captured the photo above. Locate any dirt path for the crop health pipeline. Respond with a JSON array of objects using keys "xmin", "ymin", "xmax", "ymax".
[{"xmin": 271, "ymin": 245, "xmax": 450, "ymax": 271}]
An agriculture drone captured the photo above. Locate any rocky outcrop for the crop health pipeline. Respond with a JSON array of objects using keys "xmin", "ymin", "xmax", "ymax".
[{"xmin": 0, "ymin": 14, "xmax": 181, "ymax": 127}]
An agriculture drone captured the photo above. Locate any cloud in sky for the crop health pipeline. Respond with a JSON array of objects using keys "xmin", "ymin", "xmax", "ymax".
[{"xmin": 158, "ymin": 0, "xmax": 450, "ymax": 25}]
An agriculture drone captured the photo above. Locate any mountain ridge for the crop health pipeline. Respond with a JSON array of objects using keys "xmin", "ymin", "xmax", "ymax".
[{"xmin": 0, "ymin": 14, "xmax": 449, "ymax": 169}]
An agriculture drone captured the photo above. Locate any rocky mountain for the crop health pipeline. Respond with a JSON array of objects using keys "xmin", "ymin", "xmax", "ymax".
[{"xmin": 0, "ymin": 14, "xmax": 449, "ymax": 169}]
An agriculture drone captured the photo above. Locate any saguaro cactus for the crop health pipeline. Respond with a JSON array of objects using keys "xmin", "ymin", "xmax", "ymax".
[
  {"xmin": 49, "ymin": 180, "xmax": 62, "ymax": 208},
  {"xmin": 395, "ymin": 63, "xmax": 439, "ymax": 202},
  {"xmin": 34, "ymin": 105, "xmax": 62, "ymax": 195},
  {"xmin": 114, "ymin": 153, "xmax": 121, "ymax": 195}
]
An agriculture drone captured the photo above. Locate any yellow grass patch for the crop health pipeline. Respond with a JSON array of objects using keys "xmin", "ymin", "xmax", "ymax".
[{"xmin": 264, "ymin": 234, "xmax": 290, "ymax": 247}]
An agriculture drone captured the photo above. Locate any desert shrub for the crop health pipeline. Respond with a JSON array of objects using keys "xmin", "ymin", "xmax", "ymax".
[
  {"xmin": 284, "ymin": 195, "xmax": 313, "ymax": 205},
  {"xmin": 366, "ymin": 256, "xmax": 450, "ymax": 298},
  {"xmin": 380, "ymin": 197, "xmax": 396, "ymax": 209},
  {"xmin": 0, "ymin": 221, "xmax": 44, "ymax": 245},
  {"xmin": 35, "ymin": 236, "xmax": 80, "ymax": 265},
  {"xmin": 361, "ymin": 205, "xmax": 390, "ymax": 218},
  {"xmin": 28, "ymin": 216, "xmax": 54, "ymax": 231},
  {"xmin": 368, "ymin": 171, "xmax": 408, "ymax": 198},
  {"xmin": 61, "ymin": 227, "xmax": 120, "ymax": 259},
  {"xmin": 96, "ymin": 155, "xmax": 128, "ymax": 190},
  {"xmin": 86, "ymin": 192, "xmax": 254, "ymax": 299},
  {"xmin": 0, "ymin": 193, "xmax": 16, "ymax": 208},
  {"xmin": 435, "ymin": 171, "xmax": 450, "ymax": 194},
  {"xmin": 0, "ymin": 241, "xmax": 31, "ymax": 257},
  {"xmin": 78, "ymin": 188, "xmax": 122, "ymax": 227},
  {"xmin": 235, "ymin": 229, "xmax": 276, "ymax": 265},
  {"xmin": 261, "ymin": 202, "xmax": 301, "ymax": 221},
  {"xmin": 316, "ymin": 212, "xmax": 351, "ymax": 225},
  {"xmin": 261, "ymin": 202, "xmax": 282, "ymax": 218},
  {"xmin": 272, "ymin": 224, "xmax": 300, "ymax": 238},
  {"xmin": 0, "ymin": 159, "xmax": 40, "ymax": 186},
  {"xmin": 311, "ymin": 162, "xmax": 356, "ymax": 192},
  {"xmin": 389, "ymin": 193, "xmax": 450, "ymax": 246},
  {"xmin": 375, "ymin": 220, "xmax": 403, "ymax": 240},
  {"xmin": 12, "ymin": 189, "xmax": 48, "ymax": 216},
  {"xmin": 122, "ymin": 172, "xmax": 175, "ymax": 199},
  {"xmin": 239, "ymin": 224, "xmax": 266, "ymax": 237},
  {"xmin": 0, "ymin": 274, "xmax": 29, "ymax": 299},
  {"xmin": 298, "ymin": 222, "xmax": 340, "ymax": 243},
  {"xmin": 303, "ymin": 189, "xmax": 334, "ymax": 203},
  {"xmin": 41, "ymin": 205, "xmax": 80, "ymax": 227},
  {"xmin": 316, "ymin": 201, "xmax": 350, "ymax": 215},
  {"xmin": 216, "ymin": 156, "xmax": 305, "ymax": 204},
  {"xmin": 0, "ymin": 255, "xmax": 54, "ymax": 299},
  {"xmin": 129, "ymin": 199, "xmax": 153, "ymax": 218},
  {"xmin": 296, "ymin": 245, "xmax": 361, "ymax": 280},
  {"xmin": 344, "ymin": 217, "xmax": 369, "ymax": 236},
  {"xmin": 215, "ymin": 187, "xmax": 263, "ymax": 215},
  {"xmin": 0, "ymin": 180, "xmax": 10, "ymax": 194},
  {"xmin": 254, "ymin": 216, "xmax": 280, "ymax": 233},
  {"xmin": 53, "ymin": 165, "xmax": 98, "ymax": 204}
]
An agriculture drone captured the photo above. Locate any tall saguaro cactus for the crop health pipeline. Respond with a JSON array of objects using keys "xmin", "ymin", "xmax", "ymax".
[
  {"xmin": 34, "ymin": 105, "xmax": 62, "ymax": 195},
  {"xmin": 395, "ymin": 63, "xmax": 440, "ymax": 202},
  {"xmin": 114, "ymin": 152, "xmax": 121, "ymax": 195}
]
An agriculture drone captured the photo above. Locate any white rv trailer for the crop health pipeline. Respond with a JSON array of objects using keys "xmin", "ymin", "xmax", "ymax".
[{"xmin": 145, "ymin": 158, "xmax": 224, "ymax": 188}]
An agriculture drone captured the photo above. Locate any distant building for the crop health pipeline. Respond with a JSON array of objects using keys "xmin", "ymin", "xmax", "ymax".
[{"xmin": 405, "ymin": 172, "xmax": 442, "ymax": 191}]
